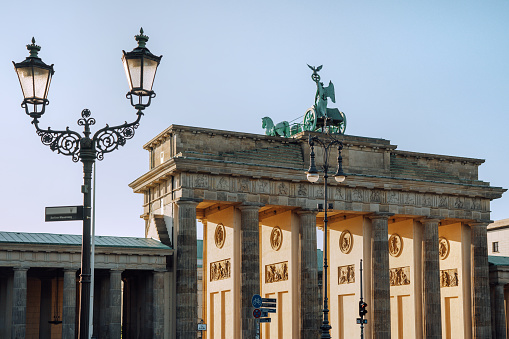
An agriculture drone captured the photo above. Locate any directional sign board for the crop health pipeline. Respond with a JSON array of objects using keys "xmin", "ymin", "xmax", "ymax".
[
  {"xmin": 45, "ymin": 206, "xmax": 84, "ymax": 222},
  {"xmin": 261, "ymin": 308, "xmax": 277, "ymax": 313},
  {"xmin": 198, "ymin": 323, "xmax": 207, "ymax": 331},
  {"xmin": 261, "ymin": 302, "xmax": 276, "ymax": 308},
  {"xmin": 259, "ymin": 318, "xmax": 271, "ymax": 323},
  {"xmin": 252, "ymin": 294, "xmax": 263, "ymax": 309},
  {"xmin": 253, "ymin": 309, "xmax": 261, "ymax": 318},
  {"xmin": 262, "ymin": 298, "xmax": 276, "ymax": 303}
]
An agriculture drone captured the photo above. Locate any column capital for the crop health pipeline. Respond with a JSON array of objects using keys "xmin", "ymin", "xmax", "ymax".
[
  {"xmin": 176, "ymin": 197, "xmax": 202, "ymax": 206},
  {"xmin": 467, "ymin": 220, "xmax": 491, "ymax": 228},
  {"xmin": 419, "ymin": 217, "xmax": 442, "ymax": 225},
  {"xmin": 238, "ymin": 202, "xmax": 264, "ymax": 211},
  {"xmin": 13, "ymin": 266, "xmax": 29, "ymax": 272},
  {"xmin": 368, "ymin": 212, "xmax": 394, "ymax": 220},
  {"xmin": 296, "ymin": 208, "xmax": 318, "ymax": 216}
]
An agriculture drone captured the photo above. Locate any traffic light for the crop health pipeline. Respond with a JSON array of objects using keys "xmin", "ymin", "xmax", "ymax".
[{"xmin": 359, "ymin": 301, "xmax": 368, "ymax": 317}]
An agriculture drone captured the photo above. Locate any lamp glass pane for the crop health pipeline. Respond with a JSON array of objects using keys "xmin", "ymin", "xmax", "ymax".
[
  {"xmin": 307, "ymin": 173, "xmax": 320, "ymax": 183},
  {"xmin": 33, "ymin": 67, "xmax": 50, "ymax": 100},
  {"xmin": 142, "ymin": 58, "xmax": 158, "ymax": 91},
  {"xmin": 127, "ymin": 58, "xmax": 142, "ymax": 91},
  {"xmin": 16, "ymin": 66, "xmax": 35, "ymax": 99},
  {"xmin": 122, "ymin": 57, "xmax": 133, "ymax": 91}
]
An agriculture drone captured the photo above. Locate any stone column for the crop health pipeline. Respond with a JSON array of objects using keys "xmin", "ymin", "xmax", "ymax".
[
  {"xmin": 239, "ymin": 203, "xmax": 262, "ymax": 339},
  {"xmin": 153, "ymin": 270, "xmax": 166, "ymax": 339},
  {"xmin": 470, "ymin": 222, "xmax": 491, "ymax": 339},
  {"xmin": 493, "ymin": 283, "xmax": 506, "ymax": 339},
  {"xmin": 109, "ymin": 270, "xmax": 123, "ymax": 339},
  {"xmin": 298, "ymin": 209, "xmax": 320, "ymax": 338},
  {"xmin": 62, "ymin": 269, "xmax": 77, "ymax": 339},
  {"xmin": 421, "ymin": 218, "xmax": 442, "ymax": 339},
  {"xmin": 12, "ymin": 267, "xmax": 28, "ymax": 339},
  {"xmin": 369, "ymin": 213, "xmax": 392, "ymax": 339},
  {"xmin": 176, "ymin": 198, "xmax": 199, "ymax": 338}
]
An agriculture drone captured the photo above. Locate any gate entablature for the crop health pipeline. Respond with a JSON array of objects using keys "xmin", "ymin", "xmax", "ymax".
[{"xmin": 130, "ymin": 125, "xmax": 504, "ymax": 223}]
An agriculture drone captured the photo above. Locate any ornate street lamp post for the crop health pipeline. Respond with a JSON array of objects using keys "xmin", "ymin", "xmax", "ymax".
[
  {"xmin": 306, "ymin": 132, "xmax": 346, "ymax": 339},
  {"xmin": 13, "ymin": 28, "xmax": 162, "ymax": 339}
]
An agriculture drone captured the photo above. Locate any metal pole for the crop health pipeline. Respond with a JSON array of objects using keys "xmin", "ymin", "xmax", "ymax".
[
  {"xmin": 78, "ymin": 132, "xmax": 95, "ymax": 339},
  {"xmin": 321, "ymin": 166, "xmax": 331, "ymax": 338},
  {"xmin": 360, "ymin": 259, "xmax": 364, "ymax": 339},
  {"xmin": 89, "ymin": 162, "xmax": 96, "ymax": 338}
]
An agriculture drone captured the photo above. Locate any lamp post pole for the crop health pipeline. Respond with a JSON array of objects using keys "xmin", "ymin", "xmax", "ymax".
[
  {"xmin": 305, "ymin": 132, "xmax": 346, "ymax": 339},
  {"xmin": 13, "ymin": 29, "xmax": 162, "ymax": 339}
]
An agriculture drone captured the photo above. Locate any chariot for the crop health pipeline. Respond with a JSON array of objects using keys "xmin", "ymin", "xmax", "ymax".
[{"xmin": 302, "ymin": 65, "xmax": 346, "ymax": 134}]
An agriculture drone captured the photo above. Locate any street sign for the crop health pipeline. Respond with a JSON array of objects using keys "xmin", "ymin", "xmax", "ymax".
[
  {"xmin": 261, "ymin": 308, "xmax": 276, "ymax": 313},
  {"xmin": 252, "ymin": 294, "xmax": 263, "ymax": 308},
  {"xmin": 261, "ymin": 302, "xmax": 276, "ymax": 308},
  {"xmin": 259, "ymin": 318, "xmax": 271, "ymax": 323},
  {"xmin": 261, "ymin": 311, "xmax": 268, "ymax": 317},
  {"xmin": 253, "ymin": 309, "xmax": 261, "ymax": 318},
  {"xmin": 198, "ymin": 323, "xmax": 207, "ymax": 331},
  {"xmin": 356, "ymin": 318, "xmax": 367, "ymax": 324},
  {"xmin": 262, "ymin": 298, "xmax": 276, "ymax": 303},
  {"xmin": 45, "ymin": 206, "xmax": 84, "ymax": 222}
]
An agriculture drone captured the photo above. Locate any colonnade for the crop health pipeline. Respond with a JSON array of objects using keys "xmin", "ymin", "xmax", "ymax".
[{"xmin": 174, "ymin": 198, "xmax": 492, "ymax": 339}]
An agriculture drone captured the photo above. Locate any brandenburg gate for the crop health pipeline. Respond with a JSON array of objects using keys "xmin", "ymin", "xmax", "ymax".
[{"xmin": 129, "ymin": 124, "xmax": 504, "ymax": 339}]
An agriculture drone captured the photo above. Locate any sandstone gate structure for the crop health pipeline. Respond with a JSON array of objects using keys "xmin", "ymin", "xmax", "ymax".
[{"xmin": 129, "ymin": 125, "xmax": 505, "ymax": 339}]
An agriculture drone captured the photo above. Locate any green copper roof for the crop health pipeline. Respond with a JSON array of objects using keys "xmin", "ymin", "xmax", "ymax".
[
  {"xmin": 489, "ymin": 256, "xmax": 509, "ymax": 266},
  {"xmin": 0, "ymin": 231, "xmax": 171, "ymax": 250}
]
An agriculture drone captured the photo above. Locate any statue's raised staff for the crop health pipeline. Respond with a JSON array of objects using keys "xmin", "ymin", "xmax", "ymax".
[{"xmin": 303, "ymin": 65, "xmax": 346, "ymax": 134}]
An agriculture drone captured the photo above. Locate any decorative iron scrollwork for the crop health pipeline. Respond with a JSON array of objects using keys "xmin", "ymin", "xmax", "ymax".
[
  {"xmin": 35, "ymin": 125, "xmax": 82, "ymax": 162},
  {"xmin": 30, "ymin": 109, "xmax": 143, "ymax": 163},
  {"xmin": 93, "ymin": 112, "xmax": 142, "ymax": 160}
]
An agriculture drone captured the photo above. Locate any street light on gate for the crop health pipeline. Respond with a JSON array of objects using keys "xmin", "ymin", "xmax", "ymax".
[
  {"xmin": 305, "ymin": 132, "xmax": 346, "ymax": 339},
  {"xmin": 13, "ymin": 28, "xmax": 162, "ymax": 339}
]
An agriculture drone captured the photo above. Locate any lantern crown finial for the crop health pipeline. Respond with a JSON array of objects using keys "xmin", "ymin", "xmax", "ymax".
[
  {"xmin": 135, "ymin": 27, "xmax": 149, "ymax": 49},
  {"xmin": 26, "ymin": 37, "xmax": 41, "ymax": 59}
]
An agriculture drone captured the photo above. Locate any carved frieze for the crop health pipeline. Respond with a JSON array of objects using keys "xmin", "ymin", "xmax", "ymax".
[
  {"xmin": 238, "ymin": 178, "xmax": 250, "ymax": 192},
  {"xmin": 338, "ymin": 264, "xmax": 355, "ymax": 284},
  {"xmin": 438, "ymin": 195, "xmax": 448, "ymax": 208},
  {"xmin": 258, "ymin": 180, "xmax": 269, "ymax": 194},
  {"xmin": 339, "ymin": 230, "xmax": 353, "ymax": 254},
  {"xmin": 297, "ymin": 184, "xmax": 308, "ymax": 197},
  {"xmin": 182, "ymin": 173, "xmax": 488, "ymax": 216},
  {"xmin": 210, "ymin": 259, "xmax": 231, "ymax": 281},
  {"xmin": 390, "ymin": 266, "xmax": 410, "ymax": 286},
  {"xmin": 214, "ymin": 223, "xmax": 226, "ymax": 249},
  {"xmin": 440, "ymin": 268, "xmax": 459, "ymax": 287},
  {"xmin": 438, "ymin": 237, "xmax": 450, "ymax": 260},
  {"xmin": 270, "ymin": 226, "xmax": 283, "ymax": 251},
  {"xmin": 277, "ymin": 182, "xmax": 288, "ymax": 195},
  {"xmin": 265, "ymin": 261, "xmax": 288, "ymax": 283},
  {"xmin": 335, "ymin": 187, "xmax": 344, "ymax": 200},
  {"xmin": 352, "ymin": 188, "xmax": 363, "ymax": 202},
  {"xmin": 216, "ymin": 177, "xmax": 229, "ymax": 191},
  {"xmin": 370, "ymin": 190, "xmax": 382, "ymax": 203},
  {"xmin": 194, "ymin": 174, "xmax": 208, "ymax": 188},
  {"xmin": 387, "ymin": 191, "xmax": 399, "ymax": 204},
  {"xmin": 389, "ymin": 234, "xmax": 403, "ymax": 257}
]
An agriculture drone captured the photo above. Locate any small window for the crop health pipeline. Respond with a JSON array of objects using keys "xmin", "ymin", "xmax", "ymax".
[
  {"xmin": 160, "ymin": 151, "xmax": 164, "ymax": 163},
  {"xmin": 493, "ymin": 242, "xmax": 499, "ymax": 253}
]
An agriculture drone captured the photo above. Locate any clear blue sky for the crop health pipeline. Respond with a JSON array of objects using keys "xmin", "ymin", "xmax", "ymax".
[{"xmin": 0, "ymin": 1, "xmax": 507, "ymax": 238}]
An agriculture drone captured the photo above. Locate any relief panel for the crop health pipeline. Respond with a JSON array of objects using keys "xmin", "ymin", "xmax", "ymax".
[
  {"xmin": 390, "ymin": 266, "xmax": 410, "ymax": 286},
  {"xmin": 338, "ymin": 264, "xmax": 355, "ymax": 284},
  {"xmin": 440, "ymin": 269, "xmax": 459, "ymax": 287},
  {"xmin": 210, "ymin": 259, "xmax": 231, "ymax": 282},
  {"xmin": 265, "ymin": 261, "xmax": 289, "ymax": 283}
]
